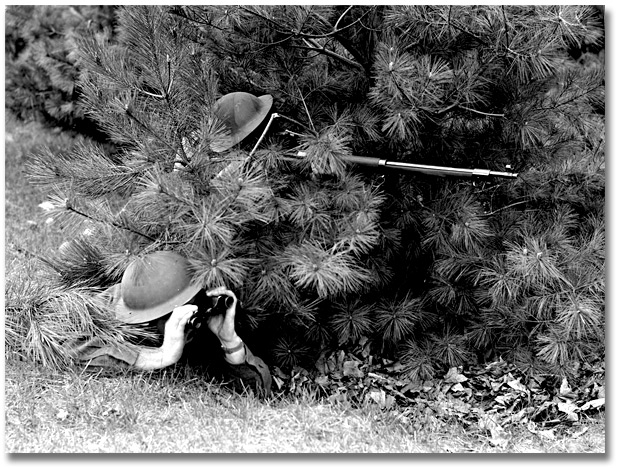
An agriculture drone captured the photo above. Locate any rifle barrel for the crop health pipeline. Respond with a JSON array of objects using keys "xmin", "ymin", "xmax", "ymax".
[{"xmin": 339, "ymin": 154, "xmax": 518, "ymax": 179}]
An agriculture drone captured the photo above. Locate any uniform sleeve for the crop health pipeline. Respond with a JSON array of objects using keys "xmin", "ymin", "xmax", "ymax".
[
  {"xmin": 64, "ymin": 327, "xmax": 272, "ymax": 397},
  {"xmin": 223, "ymin": 344, "xmax": 273, "ymax": 398},
  {"xmin": 64, "ymin": 336, "xmax": 140, "ymax": 370}
]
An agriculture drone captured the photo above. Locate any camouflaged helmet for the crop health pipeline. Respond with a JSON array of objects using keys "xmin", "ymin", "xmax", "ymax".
[
  {"xmin": 104, "ymin": 251, "xmax": 203, "ymax": 324},
  {"xmin": 210, "ymin": 92, "xmax": 273, "ymax": 153}
]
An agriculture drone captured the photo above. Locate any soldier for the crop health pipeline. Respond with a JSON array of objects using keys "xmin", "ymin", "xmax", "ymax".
[{"xmin": 66, "ymin": 251, "xmax": 272, "ymax": 397}]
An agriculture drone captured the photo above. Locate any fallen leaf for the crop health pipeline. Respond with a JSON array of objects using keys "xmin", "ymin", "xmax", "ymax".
[
  {"xmin": 343, "ymin": 360, "xmax": 365, "ymax": 378},
  {"xmin": 328, "ymin": 392, "xmax": 347, "ymax": 404},
  {"xmin": 560, "ymin": 377, "xmax": 576, "ymax": 398},
  {"xmin": 274, "ymin": 367, "xmax": 288, "ymax": 379},
  {"xmin": 494, "ymin": 393, "xmax": 514, "ymax": 406},
  {"xmin": 314, "ymin": 375, "xmax": 329, "ymax": 386},
  {"xmin": 273, "ymin": 375, "xmax": 284, "ymax": 390},
  {"xmin": 507, "ymin": 379, "xmax": 529, "ymax": 394},
  {"xmin": 490, "ymin": 380, "xmax": 504, "ymax": 392},
  {"xmin": 558, "ymin": 401, "xmax": 579, "ymax": 422},
  {"xmin": 538, "ymin": 429, "xmax": 556, "ymax": 440},
  {"xmin": 479, "ymin": 414, "xmax": 509, "ymax": 448},
  {"xmin": 365, "ymin": 389, "xmax": 395, "ymax": 408},
  {"xmin": 386, "ymin": 361, "xmax": 405, "ymax": 372},
  {"xmin": 444, "ymin": 367, "xmax": 468, "ymax": 384},
  {"xmin": 450, "ymin": 382, "xmax": 465, "ymax": 393},
  {"xmin": 367, "ymin": 372, "xmax": 387, "ymax": 381},
  {"xmin": 507, "ymin": 407, "xmax": 533, "ymax": 424},
  {"xmin": 580, "ymin": 397, "xmax": 605, "ymax": 411},
  {"xmin": 558, "ymin": 400, "xmax": 578, "ymax": 415}
]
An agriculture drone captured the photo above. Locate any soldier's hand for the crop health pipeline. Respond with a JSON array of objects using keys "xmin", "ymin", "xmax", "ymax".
[
  {"xmin": 205, "ymin": 287, "xmax": 239, "ymax": 344},
  {"xmin": 161, "ymin": 304, "xmax": 197, "ymax": 365},
  {"xmin": 205, "ymin": 287, "xmax": 244, "ymax": 364}
]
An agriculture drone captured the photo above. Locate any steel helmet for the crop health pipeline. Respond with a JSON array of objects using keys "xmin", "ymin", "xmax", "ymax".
[
  {"xmin": 210, "ymin": 92, "xmax": 273, "ymax": 153},
  {"xmin": 102, "ymin": 251, "xmax": 203, "ymax": 324}
]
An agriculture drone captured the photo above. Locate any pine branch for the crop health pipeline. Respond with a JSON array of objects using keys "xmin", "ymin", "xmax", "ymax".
[
  {"xmin": 42, "ymin": 192, "xmax": 160, "ymax": 244},
  {"xmin": 282, "ymin": 241, "xmax": 373, "ymax": 297},
  {"xmin": 5, "ymin": 282, "xmax": 157, "ymax": 370},
  {"xmin": 374, "ymin": 295, "xmax": 422, "ymax": 347},
  {"xmin": 188, "ymin": 247, "xmax": 253, "ymax": 289},
  {"xmin": 27, "ymin": 141, "xmax": 144, "ymax": 198},
  {"xmin": 329, "ymin": 299, "xmax": 374, "ymax": 346},
  {"xmin": 238, "ymin": 5, "xmax": 367, "ymax": 71},
  {"xmin": 248, "ymin": 261, "xmax": 300, "ymax": 310}
]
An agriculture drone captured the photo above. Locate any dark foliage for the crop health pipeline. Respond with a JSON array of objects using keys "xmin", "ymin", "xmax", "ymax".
[{"xmin": 17, "ymin": 6, "xmax": 604, "ymax": 383}]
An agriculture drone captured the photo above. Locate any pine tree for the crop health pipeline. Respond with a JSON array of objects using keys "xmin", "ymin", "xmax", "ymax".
[{"xmin": 16, "ymin": 5, "xmax": 604, "ymax": 380}]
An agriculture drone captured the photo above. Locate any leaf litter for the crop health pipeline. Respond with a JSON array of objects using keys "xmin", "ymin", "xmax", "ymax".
[{"xmin": 271, "ymin": 341, "xmax": 605, "ymax": 447}]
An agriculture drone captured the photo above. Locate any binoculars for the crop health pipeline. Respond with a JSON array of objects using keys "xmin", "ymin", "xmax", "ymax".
[{"xmin": 186, "ymin": 294, "xmax": 235, "ymax": 329}]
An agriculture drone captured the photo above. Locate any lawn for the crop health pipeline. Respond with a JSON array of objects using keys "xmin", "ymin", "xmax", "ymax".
[{"xmin": 3, "ymin": 113, "xmax": 605, "ymax": 454}]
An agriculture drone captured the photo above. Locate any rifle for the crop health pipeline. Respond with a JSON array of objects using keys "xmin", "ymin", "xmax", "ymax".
[
  {"xmin": 250, "ymin": 114, "xmax": 519, "ymax": 179},
  {"xmin": 341, "ymin": 155, "xmax": 518, "ymax": 179},
  {"xmin": 294, "ymin": 152, "xmax": 519, "ymax": 179}
]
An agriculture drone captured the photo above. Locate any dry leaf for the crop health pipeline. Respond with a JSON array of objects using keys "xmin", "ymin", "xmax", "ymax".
[
  {"xmin": 557, "ymin": 401, "xmax": 579, "ymax": 421},
  {"xmin": 444, "ymin": 367, "xmax": 468, "ymax": 384},
  {"xmin": 450, "ymin": 382, "xmax": 465, "ymax": 393},
  {"xmin": 314, "ymin": 375, "xmax": 329, "ymax": 386},
  {"xmin": 367, "ymin": 389, "xmax": 395, "ymax": 409},
  {"xmin": 343, "ymin": 360, "xmax": 364, "ymax": 378},
  {"xmin": 580, "ymin": 397, "xmax": 605, "ymax": 411},
  {"xmin": 538, "ymin": 429, "xmax": 556, "ymax": 440},
  {"xmin": 507, "ymin": 379, "xmax": 529, "ymax": 394},
  {"xmin": 479, "ymin": 414, "xmax": 509, "ymax": 448},
  {"xmin": 560, "ymin": 377, "xmax": 576, "ymax": 398}
]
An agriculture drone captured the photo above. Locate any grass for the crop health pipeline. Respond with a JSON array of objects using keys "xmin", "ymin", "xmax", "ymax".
[
  {"xmin": 3, "ymin": 113, "xmax": 606, "ymax": 454},
  {"xmin": 4, "ymin": 111, "xmax": 83, "ymax": 273},
  {"xmin": 4, "ymin": 359, "xmax": 605, "ymax": 453},
  {"xmin": 5, "ymin": 360, "xmax": 427, "ymax": 453}
]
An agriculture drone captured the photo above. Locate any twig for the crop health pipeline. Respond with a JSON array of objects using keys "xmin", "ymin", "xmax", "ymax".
[
  {"xmin": 124, "ymin": 106, "xmax": 177, "ymax": 154},
  {"xmin": 237, "ymin": 6, "xmax": 366, "ymax": 70},
  {"xmin": 8, "ymin": 242, "xmax": 61, "ymax": 272},
  {"xmin": 303, "ymin": 8, "xmax": 371, "ymax": 39},
  {"xmin": 136, "ymin": 88, "xmax": 165, "ymax": 99},
  {"xmin": 297, "ymin": 86, "xmax": 315, "ymax": 132},
  {"xmin": 249, "ymin": 113, "xmax": 279, "ymax": 157},
  {"xmin": 443, "ymin": 13, "xmax": 490, "ymax": 47},
  {"xmin": 481, "ymin": 200, "xmax": 529, "ymax": 217},
  {"xmin": 166, "ymin": 54, "xmax": 175, "ymax": 95},
  {"xmin": 501, "ymin": 6, "xmax": 511, "ymax": 52},
  {"xmin": 277, "ymin": 113, "xmax": 319, "ymax": 136},
  {"xmin": 296, "ymin": 40, "xmax": 364, "ymax": 70},
  {"xmin": 66, "ymin": 205, "xmax": 160, "ymax": 244},
  {"xmin": 334, "ymin": 6, "xmax": 354, "ymax": 31},
  {"xmin": 460, "ymin": 106, "xmax": 505, "ymax": 118}
]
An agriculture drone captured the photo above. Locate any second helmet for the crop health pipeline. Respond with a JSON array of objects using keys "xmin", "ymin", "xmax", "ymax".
[{"xmin": 210, "ymin": 92, "xmax": 273, "ymax": 153}]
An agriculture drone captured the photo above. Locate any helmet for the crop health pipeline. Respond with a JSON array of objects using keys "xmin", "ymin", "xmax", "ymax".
[
  {"xmin": 103, "ymin": 251, "xmax": 203, "ymax": 324},
  {"xmin": 210, "ymin": 92, "xmax": 273, "ymax": 153}
]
